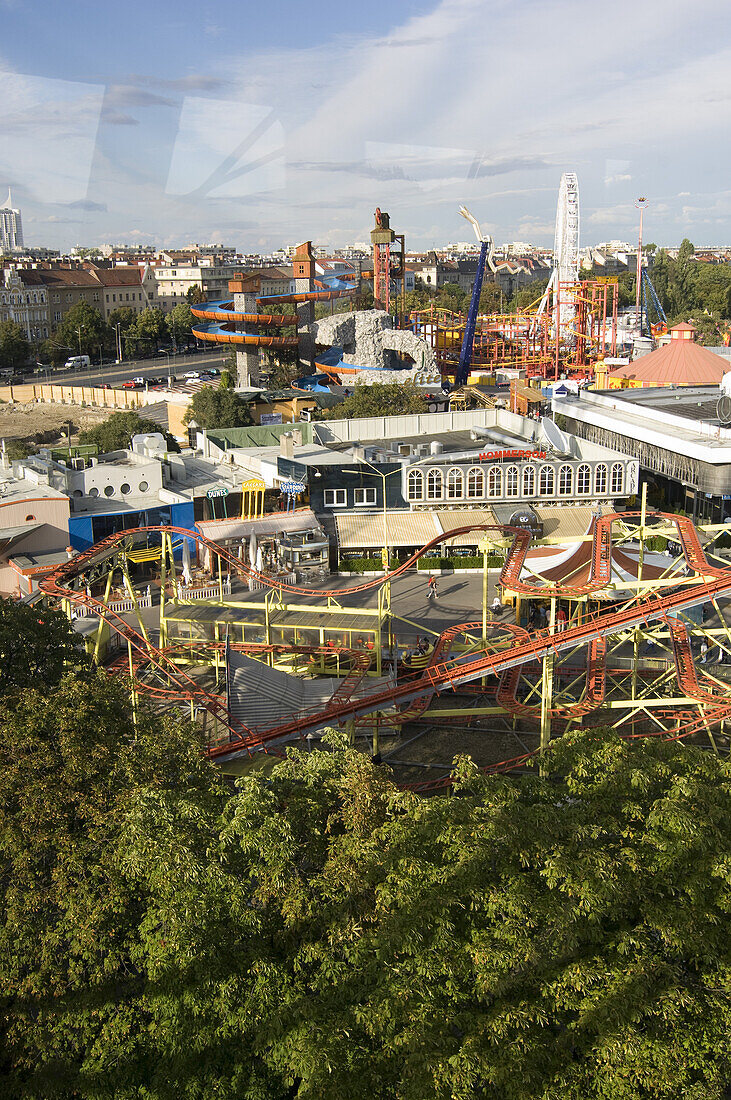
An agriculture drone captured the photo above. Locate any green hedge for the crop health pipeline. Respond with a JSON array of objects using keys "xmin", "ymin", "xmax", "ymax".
[
  {"xmin": 417, "ymin": 554, "xmax": 504, "ymax": 570},
  {"xmin": 339, "ymin": 556, "xmax": 400, "ymax": 573},
  {"xmin": 644, "ymin": 535, "xmax": 668, "ymax": 552}
]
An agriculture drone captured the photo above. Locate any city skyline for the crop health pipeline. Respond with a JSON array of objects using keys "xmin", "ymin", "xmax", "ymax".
[{"xmin": 1, "ymin": 0, "xmax": 730, "ymax": 252}]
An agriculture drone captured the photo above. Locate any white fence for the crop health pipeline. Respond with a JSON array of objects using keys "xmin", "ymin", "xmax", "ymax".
[
  {"xmin": 178, "ymin": 578, "xmax": 232, "ymax": 601},
  {"xmin": 76, "ymin": 589, "xmax": 153, "ymax": 617},
  {"xmin": 248, "ymin": 572, "xmax": 295, "ymax": 591}
]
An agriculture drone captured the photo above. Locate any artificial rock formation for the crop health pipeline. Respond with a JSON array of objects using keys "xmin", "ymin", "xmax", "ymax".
[{"xmin": 311, "ymin": 310, "xmax": 438, "ymax": 383}]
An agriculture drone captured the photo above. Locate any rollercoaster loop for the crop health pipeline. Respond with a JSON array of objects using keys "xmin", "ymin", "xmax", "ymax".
[{"xmin": 38, "ymin": 511, "xmax": 731, "ymax": 768}]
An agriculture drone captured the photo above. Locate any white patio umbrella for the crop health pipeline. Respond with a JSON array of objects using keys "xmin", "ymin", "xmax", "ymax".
[
  {"xmin": 181, "ymin": 538, "xmax": 192, "ymax": 586},
  {"xmin": 255, "ymin": 545, "xmax": 263, "ymax": 573},
  {"xmin": 249, "ymin": 531, "xmax": 257, "ymax": 570}
]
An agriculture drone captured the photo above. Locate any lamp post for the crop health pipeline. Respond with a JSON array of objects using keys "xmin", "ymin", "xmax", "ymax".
[
  {"xmin": 115, "ymin": 323, "xmax": 123, "ymax": 364},
  {"xmin": 343, "ymin": 461, "xmax": 403, "ymax": 573}
]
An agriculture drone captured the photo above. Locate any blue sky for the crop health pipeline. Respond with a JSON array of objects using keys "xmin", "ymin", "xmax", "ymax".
[{"xmin": 2, "ymin": 0, "xmax": 730, "ymax": 252}]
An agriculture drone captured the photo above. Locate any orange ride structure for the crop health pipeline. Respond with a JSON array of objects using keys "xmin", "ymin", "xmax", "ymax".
[
  {"xmin": 191, "ymin": 241, "xmax": 356, "ymax": 385},
  {"xmin": 39, "ymin": 502, "xmax": 731, "ymax": 788},
  {"xmin": 410, "ymin": 278, "xmax": 619, "ymax": 384}
]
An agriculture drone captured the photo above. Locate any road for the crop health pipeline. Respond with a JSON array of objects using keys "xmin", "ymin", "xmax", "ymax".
[{"xmin": 20, "ymin": 350, "xmax": 228, "ymax": 389}]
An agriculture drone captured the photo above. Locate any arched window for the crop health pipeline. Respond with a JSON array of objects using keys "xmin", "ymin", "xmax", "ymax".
[
  {"xmin": 594, "ymin": 463, "xmax": 608, "ymax": 495},
  {"xmin": 407, "ymin": 468, "xmax": 423, "ymax": 501},
  {"xmin": 577, "ymin": 463, "xmax": 591, "ymax": 495},
  {"xmin": 446, "ymin": 468, "xmax": 464, "ymax": 500},
  {"xmin": 488, "ymin": 465, "xmax": 503, "ymax": 497},
  {"xmin": 467, "ymin": 467, "xmax": 484, "ymax": 499},
  {"xmin": 558, "ymin": 464, "xmax": 573, "ymax": 496},
  {"xmin": 505, "ymin": 465, "xmax": 519, "ymax": 497},
  {"xmin": 427, "ymin": 468, "xmax": 443, "ymax": 500},
  {"xmin": 522, "ymin": 464, "xmax": 535, "ymax": 497},
  {"xmin": 539, "ymin": 465, "xmax": 555, "ymax": 496},
  {"xmin": 611, "ymin": 462, "xmax": 624, "ymax": 495}
]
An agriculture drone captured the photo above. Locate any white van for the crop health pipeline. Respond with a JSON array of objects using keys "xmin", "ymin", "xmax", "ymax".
[{"xmin": 64, "ymin": 355, "xmax": 91, "ymax": 370}]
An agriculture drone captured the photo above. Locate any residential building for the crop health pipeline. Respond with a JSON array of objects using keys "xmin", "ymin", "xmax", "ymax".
[{"xmin": 0, "ymin": 267, "xmax": 49, "ymax": 340}]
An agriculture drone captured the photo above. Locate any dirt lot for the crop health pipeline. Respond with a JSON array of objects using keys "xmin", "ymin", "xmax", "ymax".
[{"xmin": 0, "ymin": 400, "xmax": 110, "ymax": 446}]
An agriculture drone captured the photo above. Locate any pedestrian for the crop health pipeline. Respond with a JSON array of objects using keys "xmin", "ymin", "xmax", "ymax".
[
  {"xmin": 538, "ymin": 605, "xmax": 548, "ymax": 629},
  {"xmin": 700, "ymin": 639, "xmax": 709, "ymax": 664},
  {"xmin": 491, "ymin": 595, "xmax": 502, "ymax": 617},
  {"xmin": 427, "ymin": 575, "xmax": 438, "ymax": 600},
  {"xmin": 557, "ymin": 606, "xmax": 568, "ymax": 632}
]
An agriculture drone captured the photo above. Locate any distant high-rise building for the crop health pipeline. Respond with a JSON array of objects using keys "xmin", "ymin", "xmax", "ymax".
[{"xmin": 0, "ymin": 190, "xmax": 24, "ymax": 252}]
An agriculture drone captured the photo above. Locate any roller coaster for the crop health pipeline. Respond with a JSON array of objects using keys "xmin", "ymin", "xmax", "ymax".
[{"xmin": 38, "ymin": 508, "xmax": 731, "ymax": 787}]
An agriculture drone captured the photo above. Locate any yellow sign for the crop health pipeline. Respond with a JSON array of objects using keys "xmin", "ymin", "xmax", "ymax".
[
  {"xmin": 594, "ymin": 276, "xmax": 618, "ymax": 285},
  {"xmin": 381, "ymin": 547, "xmax": 390, "ymax": 570},
  {"xmin": 241, "ymin": 478, "xmax": 265, "ymax": 491}
]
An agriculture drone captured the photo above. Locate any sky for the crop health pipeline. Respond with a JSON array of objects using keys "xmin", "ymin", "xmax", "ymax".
[{"xmin": 1, "ymin": 0, "xmax": 730, "ymax": 253}]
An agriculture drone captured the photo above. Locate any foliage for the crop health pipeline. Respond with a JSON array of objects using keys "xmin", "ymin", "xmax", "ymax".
[
  {"xmin": 165, "ymin": 301, "xmax": 194, "ymax": 348},
  {"xmin": 417, "ymin": 553, "xmax": 504, "ymax": 569},
  {"xmin": 339, "ymin": 555, "xmax": 400, "ymax": 572},
  {"xmin": 128, "ymin": 307, "xmax": 167, "ymax": 355},
  {"xmin": 319, "ymin": 381, "xmax": 427, "ymax": 420},
  {"xmin": 183, "ymin": 385, "xmax": 253, "ymax": 428},
  {"xmin": 79, "ymin": 410, "xmax": 179, "ymax": 453},
  {"xmin": 4, "ymin": 439, "xmax": 33, "ymax": 461},
  {"xmin": 52, "ymin": 301, "xmax": 109, "ymax": 361},
  {"xmin": 0, "ymin": 320, "xmax": 30, "ymax": 371},
  {"xmin": 2, "ymin": 652, "xmax": 731, "ymax": 1100},
  {"xmin": 0, "ymin": 598, "xmax": 89, "ymax": 697},
  {"xmin": 186, "ymin": 285, "xmax": 207, "ymax": 304}
]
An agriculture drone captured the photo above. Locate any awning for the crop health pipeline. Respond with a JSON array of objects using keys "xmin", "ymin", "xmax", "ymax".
[
  {"xmin": 197, "ymin": 508, "xmax": 321, "ymax": 542},
  {"xmin": 0, "ymin": 521, "xmax": 43, "ymax": 549},
  {"xmin": 335, "ymin": 510, "xmax": 442, "ymax": 549},
  {"xmin": 434, "ymin": 509, "xmax": 498, "ymax": 546}
]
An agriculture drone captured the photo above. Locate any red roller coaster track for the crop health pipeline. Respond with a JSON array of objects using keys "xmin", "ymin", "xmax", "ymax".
[{"xmin": 39, "ymin": 513, "xmax": 731, "ymax": 768}]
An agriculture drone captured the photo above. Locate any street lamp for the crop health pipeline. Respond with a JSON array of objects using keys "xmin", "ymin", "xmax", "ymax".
[
  {"xmin": 115, "ymin": 323, "xmax": 123, "ymax": 364},
  {"xmin": 343, "ymin": 461, "xmax": 404, "ymax": 573}
]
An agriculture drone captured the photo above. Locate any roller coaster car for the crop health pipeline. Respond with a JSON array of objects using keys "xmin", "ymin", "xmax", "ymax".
[{"xmin": 399, "ymin": 643, "xmax": 435, "ymax": 678}]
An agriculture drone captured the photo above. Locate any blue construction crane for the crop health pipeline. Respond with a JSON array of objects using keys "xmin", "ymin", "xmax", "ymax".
[
  {"xmin": 455, "ymin": 206, "xmax": 492, "ymax": 387},
  {"xmin": 640, "ymin": 267, "xmax": 668, "ymax": 335}
]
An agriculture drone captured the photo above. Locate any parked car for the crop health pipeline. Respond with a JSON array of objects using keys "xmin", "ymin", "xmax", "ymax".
[
  {"xmin": 183, "ymin": 370, "xmax": 201, "ymax": 380},
  {"xmin": 121, "ymin": 380, "xmax": 138, "ymax": 389}
]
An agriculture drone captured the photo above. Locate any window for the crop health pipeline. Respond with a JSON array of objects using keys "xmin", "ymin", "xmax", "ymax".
[
  {"xmin": 505, "ymin": 465, "xmax": 519, "ymax": 498},
  {"xmin": 138, "ymin": 480, "xmax": 149, "ymax": 493},
  {"xmin": 104, "ymin": 485, "xmax": 115, "ymax": 497},
  {"xmin": 539, "ymin": 465, "xmax": 555, "ymax": 496},
  {"xmin": 488, "ymin": 465, "xmax": 502, "ymax": 497},
  {"xmin": 25, "ymin": 514, "xmax": 35, "ymax": 522},
  {"xmin": 447, "ymin": 468, "xmax": 464, "ymax": 500},
  {"xmin": 594, "ymin": 463, "xmax": 608, "ymax": 495},
  {"xmin": 467, "ymin": 467, "xmax": 484, "ymax": 499},
  {"xmin": 427, "ymin": 468, "xmax": 443, "ymax": 500},
  {"xmin": 577, "ymin": 464, "xmax": 591, "ymax": 494},
  {"xmin": 611, "ymin": 462, "xmax": 624, "ymax": 494},
  {"xmin": 324, "ymin": 488, "xmax": 347, "ymax": 507},
  {"xmin": 89, "ymin": 487, "xmax": 99, "ymax": 498},
  {"xmin": 407, "ymin": 468, "xmax": 423, "ymax": 501},
  {"xmin": 522, "ymin": 464, "xmax": 535, "ymax": 496},
  {"xmin": 558, "ymin": 464, "xmax": 573, "ymax": 496},
  {"xmin": 120, "ymin": 482, "xmax": 131, "ymax": 495},
  {"xmin": 354, "ymin": 487, "xmax": 376, "ymax": 506}
]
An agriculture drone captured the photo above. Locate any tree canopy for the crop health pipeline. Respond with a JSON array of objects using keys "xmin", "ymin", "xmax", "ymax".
[
  {"xmin": 79, "ymin": 410, "xmax": 179, "ymax": 453},
  {"xmin": 51, "ymin": 301, "xmax": 109, "ymax": 362},
  {"xmin": 183, "ymin": 384, "xmax": 253, "ymax": 428},
  {"xmin": 3, "ymin": 712, "xmax": 731, "ymax": 1099},
  {"xmin": 319, "ymin": 380, "xmax": 426, "ymax": 420},
  {"xmin": 0, "ymin": 320, "xmax": 30, "ymax": 371}
]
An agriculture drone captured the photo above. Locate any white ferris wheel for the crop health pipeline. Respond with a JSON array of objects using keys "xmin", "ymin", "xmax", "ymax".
[{"xmin": 534, "ymin": 171, "xmax": 580, "ymax": 334}]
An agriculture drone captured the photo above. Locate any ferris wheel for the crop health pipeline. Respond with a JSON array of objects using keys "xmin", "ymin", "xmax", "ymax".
[
  {"xmin": 554, "ymin": 172, "xmax": 580, "ymax": 286},
  {"xmin": 533, "ymin": 171, "xmax": 580, "ymax": 335}
]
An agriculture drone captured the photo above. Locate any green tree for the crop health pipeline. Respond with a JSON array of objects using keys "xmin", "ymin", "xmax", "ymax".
[
  {"xmin": 79, "ymin": 410, "xmax": 179, "ymax": 453},
  {"xmin": 478, "ymin": 280, "xmax": 503, "ymax": 313},
  {"xmin": 186, "ymin": 285, "xmax": 207, "ymax": 305},
  {"xmin": 128, "ymin": 308, "xmax": 167, "ymax": 356},
  {"xmin": 319, "ymin": 380, "xmax": 426, "ymax": 420},
  {"xmin": 166, "ymin": 302, "xmax": 194, "ymax": 349},
  {"xmin": 0, "ymin": 673, "xmax": 236, "ymax": 1099},
  {"xmin": 52, "ymin": 301, "xmax": 109, "ymax": 361},
  {"xmin": 0, "ymin": 598, "xmax": 89, "ymax": 696},
  {"xmin": 0, "ymin": 320, "xmax": 30, "ymax": 372},
  {"xmin": 183, "ymin": 385, "xmax": 253, "ymax": 429}
]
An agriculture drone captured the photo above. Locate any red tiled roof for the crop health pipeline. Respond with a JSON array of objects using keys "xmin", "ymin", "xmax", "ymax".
[{"xmin": 609, "ymin": 340, "xmax": 728, "ymax": 386}]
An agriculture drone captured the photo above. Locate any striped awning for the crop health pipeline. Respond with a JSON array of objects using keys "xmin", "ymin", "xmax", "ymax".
[{"xmin": 335, "ymin": 510, "xmax": 442, "ymax": 549}]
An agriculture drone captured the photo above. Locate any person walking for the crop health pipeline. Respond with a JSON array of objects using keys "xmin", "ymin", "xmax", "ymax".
[
  {"xmin": 557, "ymin": 606, "xmax": 568, "ymax": 632},
  {"xmin": 700, "ymin": 639, "xmax": 709, "ymax": 664},
  {"xmin": 427, "ymin": 574, "xmax": 438, "ymax": 600}
]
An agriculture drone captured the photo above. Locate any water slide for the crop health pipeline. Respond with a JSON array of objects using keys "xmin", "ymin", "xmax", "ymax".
[{"xmin": 190, "ymin": 271, "xmax": 356, "ymax": 351}]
